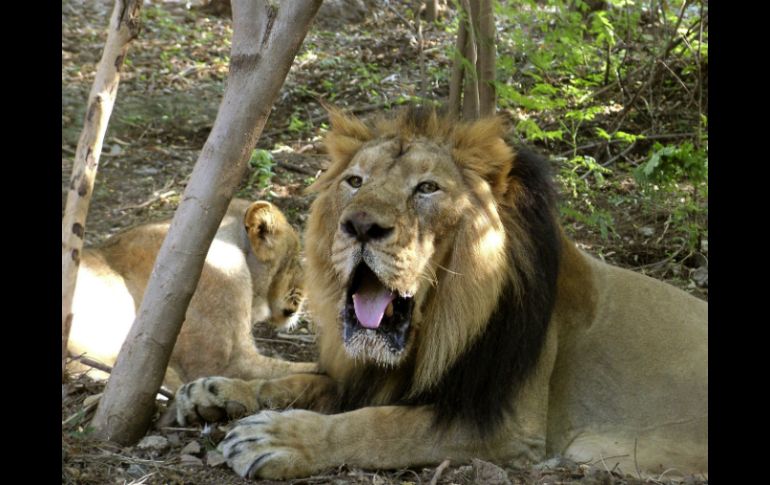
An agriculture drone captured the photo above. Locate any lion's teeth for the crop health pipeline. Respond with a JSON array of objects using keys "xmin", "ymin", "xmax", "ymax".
[{"xmin": 385, "ymin": 301, "xmax": 394, "ymax": 318}]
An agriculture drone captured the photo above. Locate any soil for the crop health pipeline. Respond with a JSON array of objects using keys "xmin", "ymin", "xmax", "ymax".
[{"xmin": 62, "ymin": 1, "xmax": 708, "ymax": 483}]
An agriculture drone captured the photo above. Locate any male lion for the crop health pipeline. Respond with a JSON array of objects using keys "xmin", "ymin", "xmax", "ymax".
[
  {"xmin": 176, "ymin": 108, "xmax": 708, "ymax": 480},
  {"xmin": 67, "ymin": 199, "xmax": 316, "ymax": 392}
]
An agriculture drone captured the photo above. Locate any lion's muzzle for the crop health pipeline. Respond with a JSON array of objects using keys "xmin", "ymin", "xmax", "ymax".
[{"xmin": 341, "ymin": 263, "xmax": 414, "ymax": 365}]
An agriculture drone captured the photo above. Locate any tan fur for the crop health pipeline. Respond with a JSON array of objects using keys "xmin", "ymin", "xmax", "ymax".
[
  {"xmin": 67, "ymin": 199, "xmax": 316, "ymax": 392},
  {"xmin": 176, "ymin": 110, "xmax": 707, "ymax": 480}
]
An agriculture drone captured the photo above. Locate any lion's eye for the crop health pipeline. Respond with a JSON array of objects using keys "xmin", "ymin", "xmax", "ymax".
[
  {"xmin": 416, "ymin": 181, "xmax": 439, "ymax": 194},
  {"xmin": 346, "ymin": 175, "xmax": 363, "ymax": 188}
]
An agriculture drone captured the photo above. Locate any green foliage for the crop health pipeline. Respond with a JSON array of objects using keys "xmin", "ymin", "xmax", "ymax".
[
  {"xmin": 288, "ymin": 114, "xmax": 308, "ymax": 134},
  {"xmin": 635, "ymin": 141, "xmax": 708, "ymax": 186},
  {"xmin": 243, "ymin": 149, "xmax": 275, "ymax": 192},
  {"xmin": 493, "ymin": 0, "xmax": 707, "ymax": 257},
  {"xmin": 561, "ymin": 204, "xmax": 617, "ymax": 241}
]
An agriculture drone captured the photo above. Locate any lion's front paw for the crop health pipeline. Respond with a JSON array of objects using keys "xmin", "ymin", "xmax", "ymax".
[
  {"xmin": 219, "ymin": 409, "xmax": 329, "ymax": 479},
  {"xmin": 175, "ymin": 376, "xmax": 259, "ymax": 426}
]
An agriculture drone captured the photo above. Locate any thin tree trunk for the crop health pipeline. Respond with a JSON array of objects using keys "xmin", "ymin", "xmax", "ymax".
[
  {"xmin": 461, "ymin": 0, "xmax": 479, "ymax": 120},
  {"xmin": 448, "ymin": 18, "xmax": 467, "ymax": 118},
  {"xmin": 61, "ymin": 0, "xmax": 142, "ymax": 378},
  {"xmin": 477, "ymin": 0, "xmax": 496, "ymax": 117},
  {"xmin": 425, "ymin": 0, "xmax": 439, "ymax": 21},
  {"xmin": 91, "ymin": 0, "xmax": 323, "ymax": 445}
]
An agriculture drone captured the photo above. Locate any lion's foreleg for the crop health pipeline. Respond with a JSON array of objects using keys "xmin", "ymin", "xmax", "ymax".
[
  {"xmin": 219, "ymin": 405, "xmax": 544, "ymax": 479},
  {"xmin": 223, "ymin": 346, "xmax": 319, "ymax": 381}
]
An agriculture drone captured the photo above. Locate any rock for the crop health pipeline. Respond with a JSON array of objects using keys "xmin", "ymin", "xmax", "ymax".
[
  {"xmin": 582, "ymin": 467, "xmax": 614, "ymax": 485},
  {"xmin": 637, "ymin": 226, "xmax": 655, "ymax": 237},
  {"xmin": 691, "ymin": 265, "xmax": 708, "ymax": 287},
  {"xmin": 166, "ymin": 432, "xmax": 181, "ymax": 447},
  {"xmin": 316, "ymin": 0, "xmax": 370, "ymax": 27},
  {"xmin": 206, "ymin": 450, "xmax": 227, "ymax": 467},
  {"xmin": 471, "ymin": 458, "xmax": 511, "ymax": 485},
  {"xmin": 181, "ymin": 440, "xmax": 202, "ymax": 456},
  {"xmin": 137, "ymin": 435, "xmax": 170, "ymax": 453},
  {"xmin": 446, "ymin": 464, "xmax": 473, "ymax": 483},
  {"xmin": 533, "ymin": 456, "xmax": 578, "ymax": 470},
  {"xmin": 126, "ymin": 464, "xmax": 146, "ymax": 478},
  {"xmin": 180, "ymin": 454, "xmax": 203, "ymax": 466}
]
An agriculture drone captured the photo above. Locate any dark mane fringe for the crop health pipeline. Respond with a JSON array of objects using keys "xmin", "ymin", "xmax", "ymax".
[{"xmin": 409, "ymin": 145, "xmax": 562, "ymax": 437}]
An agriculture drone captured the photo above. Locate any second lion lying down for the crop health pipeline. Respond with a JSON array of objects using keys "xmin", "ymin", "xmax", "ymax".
[
  {"xmin": 176, "ymin": 107, "xmax": 708, "ymax": 480},
  {"xmin": 67, "ymin": 199, "xmax": 316, "ymax": 392}
]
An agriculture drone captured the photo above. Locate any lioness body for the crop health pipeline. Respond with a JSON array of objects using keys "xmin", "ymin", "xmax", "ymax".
[
  {"xmin": 177, "ymin": 109, "xmax": 707, "ymax": 479},
  {"xmin": 68, "ymin": 199, "xmax": 316, "ymax": 391}
]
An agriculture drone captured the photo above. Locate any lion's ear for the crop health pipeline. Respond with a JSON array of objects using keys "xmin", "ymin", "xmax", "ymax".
[
  {"xmin": 452, "ymin": 117, "xmax": 514, "ymax": 198},
  {"xmin": 307, "ymin": 105, "xmax": 374, "ymax": 194},
  {"xmin": 244, "ymin": 201, "xmax": 279, "ymax": 257},
  {"xmin": 324, "ymin": 105, "xmax": 372, "ymax": 163}
]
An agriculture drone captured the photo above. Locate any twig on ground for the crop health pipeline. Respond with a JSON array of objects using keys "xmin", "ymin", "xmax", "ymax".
[
  {"xmin": 634, "ymin": 438, "xmax": 642, "ymax": 479},
  {"xmin": 429, "ymin": 459, "xmax": 451, "ymax": 485},
  {"xmin": 633, "ymin": 244, "xmax": 689, "ymax": 271},
  {"xmin": 253, "ymin": 336, "xmax": 308, "ymax": 348},
  {"xmin": 63, "ymin": 394, "xmax": 101, "ymax": 427},
  {"xmin": 276, "ymin": 332, "xmax": 317, "ymax": 343},
  {"xmin": 579, "ymin": 142, "xmax": 638, "ymax": 180},
  {"xmin": 276, "ymin": 160, "xmax": 319, "ymax": 177},
  {"xmin": 117, "ymin": 178, "xmax": 176, "ymax": 211},
  {"xmin": 68, "ymin": 353, "xmax": 175, "ymax": 399}
]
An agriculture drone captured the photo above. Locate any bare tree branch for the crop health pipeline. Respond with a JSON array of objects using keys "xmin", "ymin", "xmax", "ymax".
[{"xmin": 61, "ymin": 0, "xmax": 142, "ymax": 378}]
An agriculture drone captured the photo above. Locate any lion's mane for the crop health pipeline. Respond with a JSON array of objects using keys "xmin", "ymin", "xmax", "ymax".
[{"xmin": 305, "ymin": 106, "xmax": 563, "ymax": 434}]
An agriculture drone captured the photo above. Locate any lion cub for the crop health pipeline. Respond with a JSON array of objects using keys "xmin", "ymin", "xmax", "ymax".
[{"xmin": 66, "ymin": 199, "xmax": 316, "ymax": 391}]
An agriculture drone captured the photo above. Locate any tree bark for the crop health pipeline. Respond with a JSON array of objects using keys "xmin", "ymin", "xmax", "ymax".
[
  {"xmin": 461, "ymin": 0, "xmax": 479, "ymax": 120},
  {"xmin": 425, "ymin": 0, "xmax": 439, "ymax": 21},
  {"xmin": 477, "ymin": 0, "xmax": 496, "ymax": 117},
  {"xmin": 448, "ymin": 17, "xmax": 467, "ymax": 118},
  {"xmin": 91, "ymin": 0, "xmax": 323, "ymax": 445},
  {"xmin": 448, "ymin": 0, "xmax": 496, "ymax": 120},
  {"xmin": 61, "ymin": 0, "xmax": 142, "ymax": 378}
]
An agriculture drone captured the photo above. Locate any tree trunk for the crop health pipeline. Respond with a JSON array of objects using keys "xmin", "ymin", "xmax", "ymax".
[
  {"xmin": 448, "ymin": 0, "xmax": 496, "ymax": 120},
  {"xmin": 461, "ymin": 0, "xmax": 479, "ymax": 120},
  {"xmin": 448, "ymin": 14, "xmax": 467, "ymax": 117},
  {"xmin": 91, "ymin": 0, "xmax": 323, "ymax": 445},
  {"xmin": 477, "ymin": 0, "xmax": 496, "ymax": 117},
  {"xmin": 425, "ymin": 0, "xmax": 439, "ymax": 21},
  {"xmin": 61, "ymin": 0, "xmax": 142, "ymax": 378}
]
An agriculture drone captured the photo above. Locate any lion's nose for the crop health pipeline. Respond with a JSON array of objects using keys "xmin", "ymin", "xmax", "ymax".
[{"xmin": 341, "ymin": 212, "xmax": 394, "ymax": 243}]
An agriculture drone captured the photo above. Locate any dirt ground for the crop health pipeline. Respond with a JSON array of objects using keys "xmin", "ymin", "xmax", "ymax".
[{"xmin": 62, "ymin": 1, "xmax": 707, "ymax": 483}]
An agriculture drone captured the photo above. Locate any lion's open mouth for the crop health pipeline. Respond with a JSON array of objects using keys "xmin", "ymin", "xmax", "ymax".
[{"xmin": 343, "ymin": 263, "xmax": 414, "ymax": 356}]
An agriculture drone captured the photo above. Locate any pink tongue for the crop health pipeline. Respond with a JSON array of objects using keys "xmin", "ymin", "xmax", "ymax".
[{"xmin": 353, "ymin": 288, "xmax": 395, "ymax": 329}]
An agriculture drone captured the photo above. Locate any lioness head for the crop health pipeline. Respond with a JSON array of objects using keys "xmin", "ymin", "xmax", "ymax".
[
  {"xmin": 244, "ymin": 201, "xmax": 305, "ymax": 329},
  {"xmin": 306, "ymin": 107, "xmax": 531, "ymax": 375}
]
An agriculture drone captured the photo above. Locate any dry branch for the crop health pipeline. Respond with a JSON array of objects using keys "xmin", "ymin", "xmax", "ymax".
[
  {"xmin": 91, "ymin": 0, "xmax": 323, "ymax": 445},
  {"xmin": 429, "ymin": 459, "xmax": 451, "ymax": 485},
  {"xmin": 61, "ymin": 0, "xmax": 142, "ymax": 377}
]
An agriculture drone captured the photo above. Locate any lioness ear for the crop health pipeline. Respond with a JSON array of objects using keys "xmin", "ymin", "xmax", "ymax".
[
  {"xmin": 452, "ymin": 117, "xmax": 514, "ymax": 198},
  {"xmin": 244, "ymin": 201, "xmax": 277, "ymax": 246},
  {"xmin": 307, "ymin": 105, "xmax": 374, "ymax": 194}
]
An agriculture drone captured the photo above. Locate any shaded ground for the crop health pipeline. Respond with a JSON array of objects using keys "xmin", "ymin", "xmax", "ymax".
[{"xmin": 62, "ymin": 1, "xmax": 708, "ymax": 483}]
